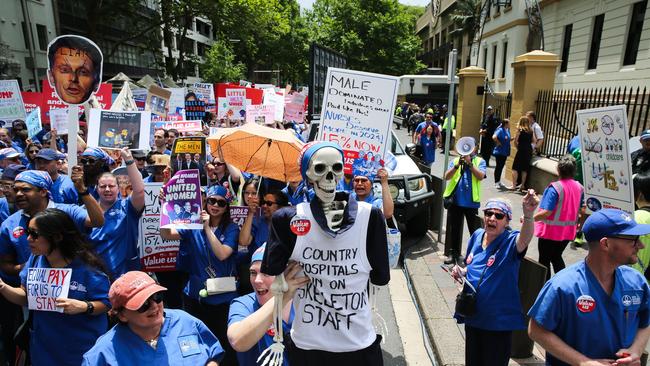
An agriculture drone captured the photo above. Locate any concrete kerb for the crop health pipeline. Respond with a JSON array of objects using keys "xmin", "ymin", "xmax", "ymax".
[{"xmin": 404, "ymin": 233, "xmax": 465, "ymax": 366}]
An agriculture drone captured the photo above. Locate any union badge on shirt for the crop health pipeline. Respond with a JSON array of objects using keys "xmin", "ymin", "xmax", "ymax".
[{"xmin": 178, "ymin": 334, "xmax": 201, "ymax": 357}]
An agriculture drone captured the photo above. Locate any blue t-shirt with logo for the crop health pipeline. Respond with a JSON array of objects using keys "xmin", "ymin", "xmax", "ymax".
[
  {"xmin": 492, "ymin": 127, "xmax": 511, "ymax": 156},
  {"xmin": 20, "ymin": 256, "xmax": 110, "ymax": 366},
  {"xmin": 528, "ymin": 260, "xmax": 650, "ymax": 365},
  {"xmin": 51, "ymin": 174, "xmax": 79, "ymax": 204},
  {"xmin": 82, "ymin": 309, "xmax": 224, "ymax": 365},
  {"xmin": 178, "ymin": 222, "xmax": 240, "ymax": 305},
  {"xmin": 447, "ymin": 157, "xmax": 487, "ymax": 209}
]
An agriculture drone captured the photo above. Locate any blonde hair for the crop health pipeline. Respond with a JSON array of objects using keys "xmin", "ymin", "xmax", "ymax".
[{"xmin": 517, "ymin": 116, "xmax": 531, "ymax": 132}]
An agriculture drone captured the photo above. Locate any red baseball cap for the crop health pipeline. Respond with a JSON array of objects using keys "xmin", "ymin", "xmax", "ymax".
[{"xmin": 109, "ymin": 271, "xmax": 167, "ymax": 311}]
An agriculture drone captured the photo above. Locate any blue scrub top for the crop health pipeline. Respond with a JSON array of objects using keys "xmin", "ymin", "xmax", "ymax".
[
  {"xmin": 350, "ymin": 192, "xmax": 383, "ymax": 210},
  {"xmin": 420, "ymin": 133, "xmax": 437, "ymax": 164},
  {"xmin": 21, "ymin": 256, "xmax": 110, "ymax": 366},
  {"xmin": 336, "ymin": 177, "xmax": 354, "ymax": 193},
  {"xmin": 492, "ymin": 127, "xmax": 511, "ymax": 156},
  {"xmin": 89, "ymin": 197, "xmax": 144, "ymax": 278},
  {"xmin": 447, "ymin": 158, "xmax": 486, "ymax": 209},
  {"xmin": 281, "ymin": 182, "xmax": 308, "ymax": 206},
  {"xmin": 236, "ymin": 215, "xmax": 269, "ymax": 266},
  {"xmin": 82, "ymin": 309, "xmax": 224, "ymax": 365},
  {"xmin": 539, "ymin": 183, "xmax": 585, "ymax": 211},
  {"xmin": 528, "ymin": 261, "xmax": 650, "ymax": 365},
  {"xmin": 51, "ymin": 174, "xmax": 79, "ymax": 204},
  {"xmin": 0, "ymin": 202, "xmax": 88, "ymax": 284},
  {"xmin": 0, "ymin": 197, "xmax": 9, "ymax": 222},
  {"xmin": 454, "ymin": 228, "xmax": 527, "ymax": 331},
  {"xmin": 178, "ymin": 222, "xmax": 240, "ymax": 305},
  {"xmin": 228, "ymin": 293, "xmax": 293, "ymax": 366}
]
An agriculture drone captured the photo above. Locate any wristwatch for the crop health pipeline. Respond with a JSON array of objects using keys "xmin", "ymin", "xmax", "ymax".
[
  {"xmin": 79, "ymin": 190, "xmax": 90, "ymax": 196},
  {"xmin": 85, "ymin": 301, "xmax": 94, "ymax": 315},
  {"xmin": 125, "ymin": 159, "xmax": 135, "ymax": 166}
]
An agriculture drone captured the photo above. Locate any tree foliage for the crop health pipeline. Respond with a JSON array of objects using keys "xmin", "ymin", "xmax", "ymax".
[
  {"xmin": 200, "ymin": 39, "xmax": 246, "ymax": 83},
  {"xmin": 306, "ymin": 0, "xmax": 425, "ymax": 76},
  {"xmin": 449, "ymin": 0, "xmax": 483, "ymax": 42}
]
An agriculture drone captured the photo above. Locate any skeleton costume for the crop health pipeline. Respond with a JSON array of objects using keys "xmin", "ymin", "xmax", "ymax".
[{"xmin": 260, "ymin": 142, "xmax": 390, "ymax": 365}]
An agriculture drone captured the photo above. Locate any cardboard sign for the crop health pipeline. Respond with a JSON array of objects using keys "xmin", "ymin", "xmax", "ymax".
[
  {"xmin": 185, "ymin": 100, "xmax": 206, "ymax": 121},
  {"xmin": 46, "ymin": 35, "xmax": 103, "ymax": 106},
  {"xmin": 263, "ymin": 88, "xmax": 284, "ymax": 122},
  {"xmin": 50, "ymin": 109, "xmax": 69, "ymax": 135},
  {"xmin": 171, "ymin": 136, "xmax": 207, "ymax": 185},
  {"xmin": 21, "ymin": 91, "xmax": 43, "ymax": 116},
  {"xmin": 318, "ymin": 68, "xmax": 398, "ymax": 178},
  {"xmin": 26, "ymin": 268, "xmax": 71, "ymax": 313},
  {"xmin": 576, "ymin": 105, "xmax": 635, "ymax": 214},
  {"xmin": 165, "ymin": 120, "xmax": 203, "ymax": 133},
  {"xmin": 140, "ymin": 183, "xmax": 180, "ymax": 272},
  {"xmin": 161, "ymin": 169, "xmax": 203, "ymax": 229},
  {"xmin": 167, "ymin": 87, "xmax": 186, "ymax": 120},
  {"xmin": 145, "ymin": 85, "xmax": 171, "ymax": 120},
  {"xmin": 0, "ymin": 80, "xmax": 26, "ymax": 122},
  {"xmin": 246, "ymin": 104, "xmax": 275, "ymax": 125},
  {"xmin": 192, "ymin": 83, "xmax": 216, "ymax": 114},
  {"xmin": 25, "ymin": 107, "xmax": 42, "ymax": 139},
  {"xmin": 88, "ymin": 109, "xmax": 151, "ymax": 150},
  {"xmin": 220, "ymin": 88, "xmax": 247, "ymax": 120}
]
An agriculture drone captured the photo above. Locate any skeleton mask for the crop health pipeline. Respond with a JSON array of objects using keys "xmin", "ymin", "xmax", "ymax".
[{"xmin": 305, "ymin": 146, "xmax": 346, "ymax": 231}]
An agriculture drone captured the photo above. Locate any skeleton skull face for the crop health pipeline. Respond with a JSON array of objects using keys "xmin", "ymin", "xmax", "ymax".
[{"xmin": 305, "ymin": 147, "xmax": 344, "ymax": 204}]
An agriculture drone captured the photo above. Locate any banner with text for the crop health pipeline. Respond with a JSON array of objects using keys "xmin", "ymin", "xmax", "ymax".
[
  {"xmin": 192, "ymin": 83, "xmax": 216, "ymax": 114},
  {"xmin": 220, "ymin": 88, "xmax": 247, "ymax": 120},
  {"xmin": 26, "ymin": 107, "xmax": 42, "ymax": 139},
  {"xmin": 0, "ymin": 80, "xmax": 26, "ymax": 122},
  {"xmin": 576, "ymin": 105, "xmax": 635, "ymax": 214},
  {"xmin": 140, "ymin": 183, "xmax": 180, "ymax": 272},
  {"xmin": 88, "ymin": 109, "xmax": 151, "ymax": 150},
  {"xmin": 26, "ymin": 268, "xmax": 71, "ymax": 313},
  {"xmin": 318, "ymin": 68, "xmax": 398, "ymax": 178},
  {"xmin": 161, "ymin": 169, "xmax": 203, "ymax": 230},
  {"xmin": 246, "ymin": 104, "xmax": 275, "ymax": 125}
]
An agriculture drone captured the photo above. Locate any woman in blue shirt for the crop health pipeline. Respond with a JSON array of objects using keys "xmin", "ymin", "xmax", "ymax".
[
  {"xmin": 451, "ymin": 194, "xmax": 539, "ymax": 366},
  {"xmin": 492, "ymin": 119, "xmax": 511, "ymax": 190},
  {"xmin": 0, "ymin": 208, "xmax": 110, "ymax": 366},
  {"xmin": 420, "ymin": 124, "xmax": 439, "ymax": 166},
  {"xmin": 161, "ymin": 185, "xmax": 240, "ymax": 366}
]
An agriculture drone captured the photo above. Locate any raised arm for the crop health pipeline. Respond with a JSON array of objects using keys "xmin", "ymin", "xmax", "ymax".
[{"xmin": 122, "ymin": 148, "xmax": 145, "ymax": 211}]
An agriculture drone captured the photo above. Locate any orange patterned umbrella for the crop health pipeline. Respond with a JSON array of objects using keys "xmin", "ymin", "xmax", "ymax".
[{"xmin": 207, "ymin": 123, "xmax": 304, "ymax": 182}]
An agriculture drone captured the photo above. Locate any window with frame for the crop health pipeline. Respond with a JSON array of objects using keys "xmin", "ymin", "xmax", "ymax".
[
  {"xmin": 501, "ymin": 41, "xmax": 508, "ymax": 78},
  {"xmin": 623, "ymin": 0, "xmax": 647, "ymax": 66},
  {"xmin": 560, "ymin": 24, "xmax": 573, "ymax": 72},
  {"xmin": 21, "ymin": 22, "xmax": 30, "ymax": 49},
  {"xmin": 491, "ymin": 44, "xmax": 497, "ymax": 79},
  {"xmin": 587, "ymin": 14, "xmax": 605, "ymax": 70},
  {"xmin": 482, "ymin": 47, "xmax": 488, "ymax": 69},
  {"xmin": 36, "ymin": 24, "xmax": 48, "ymax": 51}
]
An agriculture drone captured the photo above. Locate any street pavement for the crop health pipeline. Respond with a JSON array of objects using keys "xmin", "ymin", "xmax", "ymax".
[{"xmin": 393, "ymin": 126, "xmax": 590, "ymax": 365}]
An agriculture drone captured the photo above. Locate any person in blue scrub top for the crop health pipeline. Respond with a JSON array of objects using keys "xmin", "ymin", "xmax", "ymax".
[
  {"xmin": 528, "ymin": 208, "xmax": 650, "ymax": 366},
  {"xmin": 88, "ymin": 148, "xmax": 145, "ymax": 278},
  {"xmin": 420, "ymin": 124, "xmax": 439, "ymax": 166},
  {"xmin": 281, "ymin": 180, "xmax": 307, "ymax": 206},
  {"xmin": 491, "ymin": 119, "xmax": 511, "ymax": 190},
  {"xmin": 351, "ymin": 168, "xmax": 394, "ymax": 219},
  {"xmin": 451, "ymin": 194, "xmax": 540, "ymax": 366},
  {"xmin": 0, "ymin": 208, "xmax": 111, "ymax": 366},
  {"xmin": 82, "ymin": 271, "xmax": 224, "ymax": 366},
  {"xmin": 239, "ymin": 188, "xmax": 289, "ymax": 294},
  {"xmin": 228, "ymin": 245, "xmax": 309, "ymax": 366},
  {"xmin": 336, "ymin": 173, "xmax": 354, "ymax": 192},
  {"xmin": 35, "ymin": 148, "xmax": 78, "ymax": 204},
  {"xmin": 79, "ymin": 147, "xmax": 114, "ymax": 199},
  {"xmin": 161, "ymin": 184, "xmax": 240, "ymax": 366}
]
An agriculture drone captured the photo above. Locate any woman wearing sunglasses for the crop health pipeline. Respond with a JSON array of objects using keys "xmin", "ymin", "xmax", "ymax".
[
  {"xmin": 82, "ymin": 271, "xmax": 224, "ymax": 365},
  {"xmin": 24, "ymin": 141, "xmax": 41, "ymax": 169},
  {"xmin": 0, "ymin": 208, "xmax": 110, "ymax": 366},
  {"xmin": 161, "ymin": 184, "xmax": 240, "ymax": 366},
  {"xmin": 451, "ymin": 193, "xmax": 539, "ymax": 365},
  {"xmin": 206, "ymin": 157, "xmax": 243, "ymax": 205}
]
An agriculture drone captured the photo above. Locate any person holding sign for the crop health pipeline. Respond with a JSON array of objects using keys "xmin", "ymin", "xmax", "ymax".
[
  {"xmin": 351, "ymin": 168, "xmax": 394, "ymax": 219},
  {"xmin": 160, "ymin": 184, "xmax": 240, "ymax": 366},
  {"xmin": 0, "ymin": 208, "xmax": 110, "ymax": 366},
  {"xmin": 82, "ymin": 271, "xmax": 224, "ymax": 366},
  {"xmin": 88, "ymin": 148, "xmax": 145, "ymax": 278}
]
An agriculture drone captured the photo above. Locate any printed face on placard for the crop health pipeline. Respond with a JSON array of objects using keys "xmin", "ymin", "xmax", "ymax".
[{"xmin": 47, "ymin": 35, "xmax": 103, "ymax": 105}]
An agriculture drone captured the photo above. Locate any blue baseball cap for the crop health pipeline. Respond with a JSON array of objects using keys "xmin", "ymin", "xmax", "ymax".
[
  {"xmin": 583, "ymin": 208, "xmax": 650, "ymax": 242},
  {"xmin": 35, "ymin": 148, "xmax": 66, "ymax": 161},
  {"xmin": 0, "ymin": 148, "xmax": 20, "ymax": 160},
  {"xmin": 1, "ymin": 164, "xmax": 26, "ymax": 181},
  {"xmin": 251, "ymin": 244, "xmax": 266, "ymax": 263},
  {"xmin": 640, "ymin": 129, "xmax": 650, "ymax": 141}
]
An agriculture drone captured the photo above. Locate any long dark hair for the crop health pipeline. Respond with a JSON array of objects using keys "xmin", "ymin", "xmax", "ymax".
[
  {"xmin": 241, "ymin": 178, "xmax": 262, "ymax": 206},
  {"xmin": 30, "ymin": 208, "xmax": 108, "ymax": 277}
]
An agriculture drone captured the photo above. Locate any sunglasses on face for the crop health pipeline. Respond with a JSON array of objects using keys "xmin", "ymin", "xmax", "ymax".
[
  {"xmin": 137, "ymin": 292, "xmax": 164, "ymax": 313},
  {"xmin": 484, "ymin": 210, "xmax": 506, "ymax": 220},
  {"xmin": 609, "ymin": 236, "xmax": 641, "ymax": 246},
  {"xmin": 263, "ymin": 200, "xmax": 277, "ymax": 206},
  {"xmin": 79, "ymin": 158, "xmax": 98, "ymax": 165},
  {"xmin": 213, "ymin": 161, "xmax": 226, "ymax": 167},
  {"xmin": 28, "ymin": 150, "xmax": 39, "ymax": 154},
  {"xmin": 207, "ymin": 197, "xmax": 228, "ymax": 207},
  {"xmin": 135, "ymin": 157, "xmax": 147, "ymax": 162},
  {"xmin": 26, "ymin": 228, "xmax": 41, "ymax": 240}
]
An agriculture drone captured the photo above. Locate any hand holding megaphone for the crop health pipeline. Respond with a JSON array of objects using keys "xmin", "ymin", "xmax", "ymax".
[{"xmin": 455, "ymin": 137, "xmax": 476, "ymax": 156}]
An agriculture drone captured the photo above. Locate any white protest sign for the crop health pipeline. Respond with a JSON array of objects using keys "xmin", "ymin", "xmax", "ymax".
[
  {"xmin": 0, "ymin": 80, "xmax": 26, "ymax": 122},
  {"xmin": 318, "ymin": 68, "xmax": 398, "ymax": 178},
  {"xmin": 26, "ymin": 268, "xmax": 71, "ymax": 313},
  {"xmin": 167, "ymin": 87, "xmax": 187, "ymax": 120},
  {"xmin": 50, "ymin": 109, "xmax": 69, "ymax": 135},
  {"xmin": 246, "ymin": 104, "xmax": 275, "ymax": 125},
  {"xmin": 25, "ymin": 107, "xmax": 42, "ymax": 139},
  {"xmin": 263, "ymin": 88, "xmax": 284, "ymax": 122},
  {"xmin": 576, "ymin": 105, "xmax": 635, "ymax": 214},
  {"xmin": 222, "ymin": 88, "xmax": 247, "ymax": 120},
  {"xmin": 140, "ymin": 183, "xmax": 181, "ymax": 272}
]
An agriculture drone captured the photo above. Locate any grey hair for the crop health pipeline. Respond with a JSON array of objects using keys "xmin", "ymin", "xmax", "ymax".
[{"xmin": 557, "ymin": 154, "xmax": 577, "ymax": 179}]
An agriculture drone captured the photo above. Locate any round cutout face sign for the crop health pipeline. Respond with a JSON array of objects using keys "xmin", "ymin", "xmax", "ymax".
[{"xmin": 46, "ymin": 35, "xmax": 103, "ymax": 106}]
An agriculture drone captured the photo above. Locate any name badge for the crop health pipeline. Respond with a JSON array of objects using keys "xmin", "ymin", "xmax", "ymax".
[{"xmin": 178, "ymin": 334, "xmax": 201, "ymax": 357}]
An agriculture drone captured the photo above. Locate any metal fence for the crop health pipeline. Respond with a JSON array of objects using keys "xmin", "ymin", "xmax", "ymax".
[
  {"xmin": 484, "ymin": 90, "xmax": 512, "ymax": 121},
  {"xmin": 536, "ymin": 87, "xmax": 650, "ymax": 159}
]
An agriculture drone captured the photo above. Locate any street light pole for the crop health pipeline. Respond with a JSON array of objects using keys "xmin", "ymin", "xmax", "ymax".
[{"xmin": 438, "ymin": 49, "xmax": 457, "ymax": 244}]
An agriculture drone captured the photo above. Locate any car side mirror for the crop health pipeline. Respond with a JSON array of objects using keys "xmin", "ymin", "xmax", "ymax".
[{"xmin": 405, "ymin": 143, "xmax": 416, "ymax": 156}]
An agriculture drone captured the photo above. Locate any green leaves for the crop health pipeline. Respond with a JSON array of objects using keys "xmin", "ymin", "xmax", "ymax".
[{"xmin": 200, "ymin": 39, "xmax": 246, "ymax": 83}]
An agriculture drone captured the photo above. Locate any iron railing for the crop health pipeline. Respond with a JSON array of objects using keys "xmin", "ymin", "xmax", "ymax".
[
  {"xmin": 484, "ymin": 90, "xmax": 512, "ymax": 121},
  {"xmin": 536, "ymin": 87, "xmax": 650, "ymax": 159}
]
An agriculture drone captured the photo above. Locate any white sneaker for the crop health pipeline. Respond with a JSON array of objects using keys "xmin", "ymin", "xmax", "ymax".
[{"xmin": 495, "ymin": 182, "xmax": 505, "ymax": 190}]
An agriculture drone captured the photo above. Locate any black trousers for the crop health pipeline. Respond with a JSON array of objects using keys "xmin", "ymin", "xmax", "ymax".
[
  {"xmin": 0, "ymin": 295, "xmax": 22, "ymax": 365},
  {"xmin": 465, "ymin": 325, "xmax": 512, "ymax": 366},
  {"xmin": 185, "ymin": 296, "xmax": 239, "ymax": 366},
  {"xmin": 480, "ymin": 139, "xmax": 494, "ymax": 167},
  {"xmin": 538, "ymin": 238, "xmax": 570, "ymax": 281},
  {"xmin": 288, "ymin": 334, "xmax": 383, "ymax": 366},
  {"xmin": 446, "ymin": 205, "xmax": 480, "ymax": 258},
  {"xmin": 494, "ymin": 155, "xmax": 508, "ymax": 184}
]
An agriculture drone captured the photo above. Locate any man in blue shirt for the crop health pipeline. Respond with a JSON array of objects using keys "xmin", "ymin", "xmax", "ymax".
[
  {"xmin": 528, "ymin": 209, "xmax": 650, "ymax": 365},
  {"xmin": 35, "ymin": 148, "xmax": 78, "ymax": 204}
]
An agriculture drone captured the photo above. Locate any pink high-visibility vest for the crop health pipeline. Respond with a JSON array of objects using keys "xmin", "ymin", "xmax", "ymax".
[{"xmin": 534, "ymin": 179, "xmax": 583, "ymax": 241}]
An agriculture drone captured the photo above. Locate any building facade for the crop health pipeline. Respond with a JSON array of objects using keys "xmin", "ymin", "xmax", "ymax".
[
  {"xmin": 0, "ymin": 0, "xmax": 58, "ymax": 91},
  {"xmin": 160, "ymin": 16, "xmax": 214, "ymax": 86}
]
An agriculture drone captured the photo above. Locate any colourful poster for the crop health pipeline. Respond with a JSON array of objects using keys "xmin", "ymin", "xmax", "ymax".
[
  {"xmin": 132, "ymin": 88, "xmax": 147, "ymax": 111},
  {"xmin": 160, "ymin": 169, "xmax": 203, "ymax": 230},
  {"xmin": 246, "ymin": 104, "xmax": 275, "ymax": 125},
  {"xmin": 50, "ymin": 109, "xmax": 69, "ymax": 135},
  {"xmin": 576, "ymin": 105, "xmax": 635, "ymax": 214},
  {"xmin": 167, "ymin": 87, "xmax": 186, "ymax": 120},
  {"xmin": 165, "ymin": 120, "xmax": 203, "ymax": 133},
  {"xmin": 318, "ymin": 68, "xmax": 398, "ymax": 178},
  {"xmin": 263, "ymin": 88, "xmax": 284, "ymax": 122},
  {"xmin": 21, "ymin": 91, "xmax": 42, "ymax": 116},
  {"xmin": 220, "ymin": 88, "xmax": 247, "ymax": 120},
  {"xmin": 0, "ymin": 80, "xmax": 26, "ymax": 122},
  {"xmin": 284, "ymin": 93, "xmax": 306, "ymax": 123},
  {"xmin": 88, "ymin": 110, "xmax": 151, "ymax": 150},
  {"xmin": 145, "ymin": 85, "xmax": 171, "ymax": 120},
  {"xmin": 41, "ymin": 80, "xmax": 112, "ymax": 123},
  {"xmin": 26, "ymin": 268, "xmax": 71, "ymax": 313},
  {"xmin": 192, "ymin": 83, "xmax": 216, "ymax": 114},
  {"xmin": 140, "ymin": 183, "xmax": 180, "ymax": 272},
  {"xmin": 25, "ymin": 107, "xmax": 42, "ymax": 139}
]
